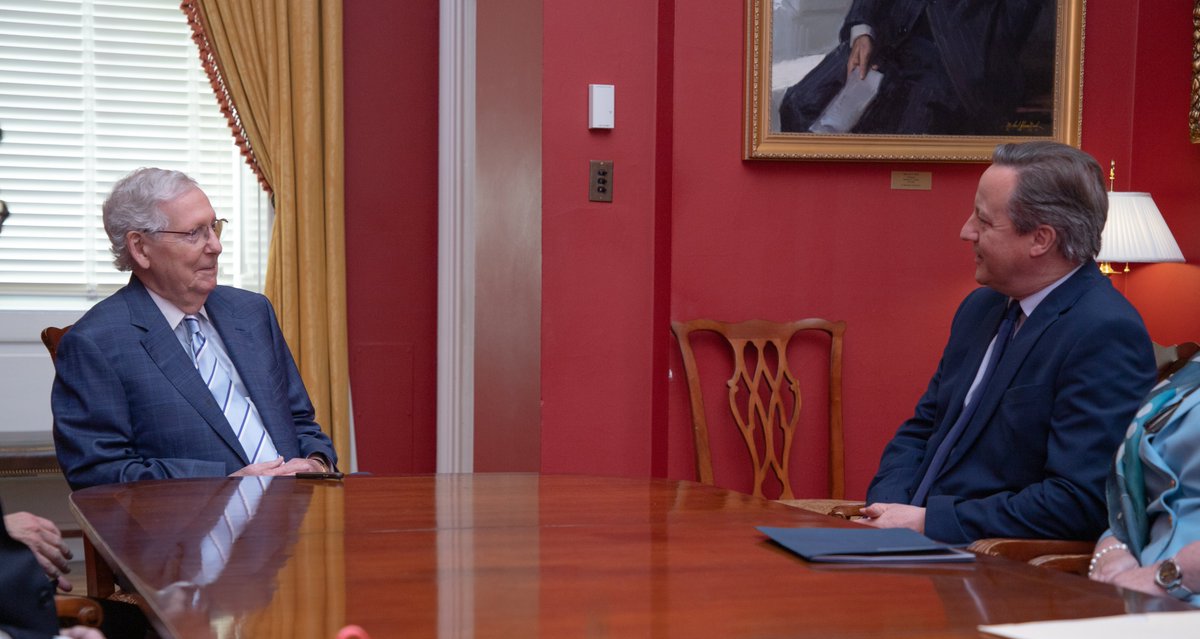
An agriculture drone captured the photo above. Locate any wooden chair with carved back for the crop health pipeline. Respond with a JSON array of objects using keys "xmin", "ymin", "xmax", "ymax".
[{"xmin": 671, "ymin": 318, "xmax": 847, "ymax": 512}]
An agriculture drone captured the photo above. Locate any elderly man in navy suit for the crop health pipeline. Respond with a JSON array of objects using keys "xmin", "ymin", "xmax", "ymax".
[
  {"xmin": 860, "ymin": 142, "xmax": 1157, "ymax": 544},
  {"xmin": 52, "ymin": 168, "xmax": 336, "ymax": 490}
]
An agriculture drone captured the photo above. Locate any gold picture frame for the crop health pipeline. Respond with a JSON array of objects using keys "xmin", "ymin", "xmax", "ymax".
[
  {"xmin": 1191, "ymin": 1, "xmax": 1200, "ymax": 143},
  {"xmin": 744, "ymin": 0, "xmax": 1085, "ymax": 162}
]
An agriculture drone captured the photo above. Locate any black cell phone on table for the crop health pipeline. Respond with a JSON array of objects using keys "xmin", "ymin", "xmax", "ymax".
[{"xmin": 295, "ymin": 471, "xmax": 345, "ymax": 480}]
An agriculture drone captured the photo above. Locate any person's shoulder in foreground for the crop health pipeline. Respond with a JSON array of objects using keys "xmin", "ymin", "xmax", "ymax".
[
  {"xmin": 1, "ymin": 498, "xmax": 114, "ymax": 639},
  {"xmin": 1, "ymin": 502, "xmax": 59, "ymax": 638},
  {"xmin": 1090, "ymin": 355, "xmax": 1200, "ymax": 605}
]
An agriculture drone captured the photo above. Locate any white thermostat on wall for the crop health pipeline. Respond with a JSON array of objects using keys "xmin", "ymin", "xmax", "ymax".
[{"xmin": 589, "ymin": 84, "xmax": 615, "ymax": 129}]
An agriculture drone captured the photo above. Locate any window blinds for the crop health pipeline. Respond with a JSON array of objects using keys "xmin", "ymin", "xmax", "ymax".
[{"xmin": 0, "ymin": 0, "xmax": 268, "ymax": 302}]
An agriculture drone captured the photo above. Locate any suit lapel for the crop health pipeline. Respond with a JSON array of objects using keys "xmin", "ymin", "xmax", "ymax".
[
  {"xmin": 126, "ymin": 277, "xmax": 248, "ymax": 463},
  {"xmin": 939, "ymin": 263, "xmax": 1104, "ymax": 474},
  {"xmin": 938, "ymin": 299, "xmax": 1008, "ymax": 441}
]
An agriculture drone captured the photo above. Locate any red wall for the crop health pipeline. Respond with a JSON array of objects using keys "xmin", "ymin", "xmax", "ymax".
[
  {"xmin": 343, "ymin": 0, "xmax": 439, "ymax": 473},
  {"xmin": 539, "ymin": 1, "xmax": 664, "ymax": 476},
  {"xmin": 1122, "ymin": 2, "xmax": 1200, "ymax": 344},
  {"xmin": 665, "ymin": 1, "xmax": 981, "ymax": 496},
  {"xmin": 539, "ymin": 0, "xmax": 1200, "ymax": 498},
  {"xmin": 343, "ymin": 1, "xmax": 1200, "ymax": 485}
]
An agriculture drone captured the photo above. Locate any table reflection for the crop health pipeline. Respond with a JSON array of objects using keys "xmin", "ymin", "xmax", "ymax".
[
  {"xmin": 102, "ymin": 476, "xmax": 336, "ymax": 638},
  {"xmin": 71, "ymin": 474, "xmax": 1188, "ymax": 639}
]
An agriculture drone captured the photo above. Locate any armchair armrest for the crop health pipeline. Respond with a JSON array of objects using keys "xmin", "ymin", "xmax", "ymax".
[
  {"xmin": 56, "ymin": 594, "xmax": 103, "ymax": 628},
  {"xmin": 1029, "ymin": 553, "xmax": 1092, "ymax": 575},
  {"xmin": 775, "ymin": 499, "xmax": 865, "ymax": 519},
  {"xmin": 967, "ymin": 537, "xmax": 1094, "ymax": 574},
  {"xmin": 828, "ymin": 501, "xmax": 866, "ymax": 520}
]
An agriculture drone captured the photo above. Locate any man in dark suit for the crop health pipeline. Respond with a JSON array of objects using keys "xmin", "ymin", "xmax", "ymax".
[
  {"xmin": 52, "ymin": 168, "xmax": 336, "ymax": 490},
  {"xmin": 860, "ymin": 142, "xmax": 1157, "ymax": 544},
  {"xmin": 1, "ymin": 499, "xmax": 104, "ymax": 639},
  {"xmin": 779, "ymin": 0, "xmax": 1051, "ymax": 134},
  {"xmin": 2, "ymin": 498, "xmax": 67, "ymax": 639}
]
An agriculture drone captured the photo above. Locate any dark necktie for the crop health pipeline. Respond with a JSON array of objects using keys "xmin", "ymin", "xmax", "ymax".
[{"xmin": 911, "ymin": 300, "xmax": 1022, "ymax": 506}]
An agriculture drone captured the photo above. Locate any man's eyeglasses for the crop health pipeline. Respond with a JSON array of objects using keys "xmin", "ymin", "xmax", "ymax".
[{"xmin": 144, "ymin": 218, "xmax": 228, "ymax": 244}]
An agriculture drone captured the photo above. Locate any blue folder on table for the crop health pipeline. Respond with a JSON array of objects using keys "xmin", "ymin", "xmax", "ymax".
[{"xmin": 758, "ymin": 526, "xmax": 975, "ymax": 564}]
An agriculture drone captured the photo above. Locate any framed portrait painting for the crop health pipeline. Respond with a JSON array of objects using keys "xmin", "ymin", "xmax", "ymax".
[{"xmin": 744, "ymin": 0, "xmax": 1084, "ymax": 161}]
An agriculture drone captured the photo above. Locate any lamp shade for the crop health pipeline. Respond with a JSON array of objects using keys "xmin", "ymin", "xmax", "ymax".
[{"xmin": 1097, "ymin": 192, "xmax": 1185, "ymax": 264}]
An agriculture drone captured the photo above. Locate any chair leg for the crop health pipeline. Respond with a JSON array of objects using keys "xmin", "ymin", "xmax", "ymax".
[{"xmin": 84, "ymin": 536, "xmax": 116, "ymax": 599}]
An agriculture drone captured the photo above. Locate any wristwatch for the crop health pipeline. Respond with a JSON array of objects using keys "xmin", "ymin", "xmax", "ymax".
[{"xmin": 1154, "ymin": 557, "xmax": 1195, "ymax": 600}]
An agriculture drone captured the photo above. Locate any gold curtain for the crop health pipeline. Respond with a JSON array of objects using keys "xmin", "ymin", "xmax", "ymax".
[{"xmin": 181, "ymin": 0, "xmax": 351, "ymax": 467}]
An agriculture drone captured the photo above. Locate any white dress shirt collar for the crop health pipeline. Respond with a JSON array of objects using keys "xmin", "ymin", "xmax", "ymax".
[
  {"xmin": 1015, "ymin": 263, "xmax": 1083, "ymax": 319},
  {"xmin": 145, "ymin": 287, "xmax": 211, "ymax": 331}
]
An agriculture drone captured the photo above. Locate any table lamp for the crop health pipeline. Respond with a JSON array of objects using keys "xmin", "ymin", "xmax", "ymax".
[{"xmin": 1097, "ymin": 162, "xmax": 1185, "ymax": 275}]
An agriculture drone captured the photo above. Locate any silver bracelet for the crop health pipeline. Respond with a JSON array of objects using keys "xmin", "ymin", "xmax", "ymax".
[{"xmin": 1088, "ymin": 542, "xmax": 1128, "ymax": 576}]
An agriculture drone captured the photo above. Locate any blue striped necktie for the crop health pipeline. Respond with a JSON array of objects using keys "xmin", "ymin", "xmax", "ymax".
[{"xmin": 184, "ymin": 315, "xmax": 278, "ymax": 464}]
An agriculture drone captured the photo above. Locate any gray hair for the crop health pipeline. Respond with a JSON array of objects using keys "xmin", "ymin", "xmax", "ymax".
[
  {"xmin": 103, "ymin": 168, "xmax": 200, "ymax": 271},
  {"xmin": 991, "ymin": 142, "xmax": 1107, "ymax": 263}
]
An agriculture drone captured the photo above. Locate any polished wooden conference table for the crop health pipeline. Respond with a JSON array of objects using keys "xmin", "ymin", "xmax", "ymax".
[{"xmin": 69, "ymin": 473, "xmax": 1187, "ymax": 638}]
